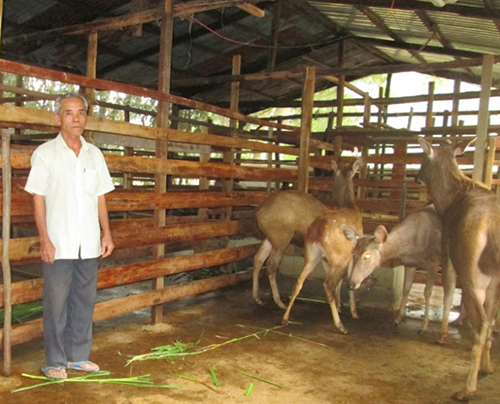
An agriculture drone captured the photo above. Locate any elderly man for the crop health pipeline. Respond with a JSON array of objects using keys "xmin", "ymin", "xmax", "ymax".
[{"xmin": 25, "ymin": 93, "xmax": 115, "ymax": 379}]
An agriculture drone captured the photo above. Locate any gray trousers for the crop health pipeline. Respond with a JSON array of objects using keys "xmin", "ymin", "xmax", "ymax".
[{"xmin": 42, "ymin": 258, "xmax": 99, "ymax": 367}]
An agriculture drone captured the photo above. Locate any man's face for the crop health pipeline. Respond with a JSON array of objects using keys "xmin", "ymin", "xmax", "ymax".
[{"xmin": 55, "ymin": 97, "xmax": 88, "ymax": 138}]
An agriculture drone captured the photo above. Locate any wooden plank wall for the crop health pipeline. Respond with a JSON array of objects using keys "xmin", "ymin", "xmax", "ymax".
[{"xmin": 1, "ymin": 58, "xmax": 499, "ymax": 348}]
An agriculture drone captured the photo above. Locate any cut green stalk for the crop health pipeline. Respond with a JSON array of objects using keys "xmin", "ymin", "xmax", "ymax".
[
  {"xmin": 270, "ymin": 330, "xmax": 334, "ymax": 349},
  {"xmin": 208, "ymin": 365, "xmax": 221, "ymax": 387},
  {"xmin": 244, "ymin": 382, "xmax": 254, "ymax": 396},
  {"xmin": 127, "ymin": 325, "xmax": 283, "ymax": 366},
  {"xmin": 296, "ymin": 296, "xmax": 328, "ymax": 304},
  {"xmin": 238, "ymin": 370, "xmax": 283, "ymax": 388},
  {"xmin": 12, "ymin": 371, "xmax": 183, "ymax": 393}
]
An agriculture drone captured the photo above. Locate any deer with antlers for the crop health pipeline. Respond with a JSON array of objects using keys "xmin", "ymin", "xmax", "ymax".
[
  {"xmin": 417, "ymin": 137, "xmax": 500, "ymax": 401},
  {"xmin": 253, "ymin": 157, "xmax": 362, "ymax": 312}
]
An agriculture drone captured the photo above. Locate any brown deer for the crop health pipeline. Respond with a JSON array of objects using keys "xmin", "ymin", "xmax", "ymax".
[
  {"xmin": 253, "ymin": 158, "xmax": 362, "ymax": 310},
  {"xmin": 280, "ymin": 170, "xmax": 364, "ymax": 334},
  {"xmin": 346, "ymin": 204, "xmax": 449, "ymax": 336},
  {"xmin": 281, "ymin": 205, "xmax": 363, "ymax": 334},
  {"xmin": 417, "ymin": 137, "xmax": 500, "ymax": 401}
]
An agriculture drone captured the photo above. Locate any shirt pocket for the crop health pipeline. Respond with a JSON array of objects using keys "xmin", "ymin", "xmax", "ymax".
[{"xmin": 83, "ymin": 168, "xmax": 99, "ymax": 195}]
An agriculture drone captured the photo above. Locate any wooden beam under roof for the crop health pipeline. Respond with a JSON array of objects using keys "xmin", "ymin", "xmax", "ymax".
[
  {"xmin": 172, "ymin": 55, "xmax": 499, "ymax": 88},
  {"xmin": 356, "ymin": 5, "xmax": 427, "ymax": 64},
  {"xmin": 415, "ymin": 9, "xmax": 476, "ymax": 79},
  {"xmin": 358, "ymin": 37, "xmax": 491, "ymax": 60},
  {"xmin": 3, "ymin": 0, "xmax": 266, "ymax": 46}
]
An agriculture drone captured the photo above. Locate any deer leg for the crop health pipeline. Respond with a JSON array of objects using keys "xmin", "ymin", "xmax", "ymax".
[
  {"xmin": 252, "ymin": 239, "xmax": 273, "ymax": 306},
  {"xmin": 282, "ymin": 244, "xmax": 321, "ymax": 325},
  {"xmin": 395, "ymin": 266, "xmax": 416, "ymax": 326},
  {"xmin": 421, "ymin": 265, "xmax": 438, "ymax": 333},
  {"xmin": 324, "ymin": 268, "xmax": 349, "ymax": 334},
  {"xmin": 345, "ymin": 259, "xmax": 359, "ymax": 320},
  {"xmin": 267, "ymin": 248, "xmax": 286, "ymax": 309},
  {"xmin": 334, "ymin": 281, "xmax": 342, "ymax": 313},
  {"xmin": 480, "ymin": 280, "xmax": 500, "ymax": 375},
  {"xmin": 437, "ymin": 257, "xmax": 456, "ymax": 344},
  {"xmin": 453, "ymin": 284, "xmax": 488, "ymax": 401}
]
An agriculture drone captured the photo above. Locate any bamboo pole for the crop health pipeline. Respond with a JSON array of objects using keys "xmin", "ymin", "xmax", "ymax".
[{"xmin": 2, "ymin": 128, "xmax": 12, "ymax": 376}]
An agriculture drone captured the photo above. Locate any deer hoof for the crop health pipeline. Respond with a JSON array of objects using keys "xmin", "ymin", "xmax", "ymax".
[
  {"xmin": 282, "ymin": 318, "xmax": 290, "ymax": 326},
  {"xmin": 452, "ymin": 389, "xmax": 473, "ymax": 402},
  {"xmin": 436, "ymin": 334, "xmax": 448, "ymax": 345},
  {"xmin": 277, "ymin": 301, "xmax": 287, "ymax": 310}
]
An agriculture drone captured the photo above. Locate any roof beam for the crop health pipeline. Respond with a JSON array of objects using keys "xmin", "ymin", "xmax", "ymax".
[
  {"xmin": 415, "ymin": 10, "xmax": 476, "ymax": 79},
  {"xmin": 358, "ymin": 37, "xmax": 488, "ymax": 59},
  {"xmin": 3, "ymin": 0, "xmax": 266, "ymax": 46},
  {"xmin": 356, "ymin": 5, "xmax": 427, "ymax": 64}
]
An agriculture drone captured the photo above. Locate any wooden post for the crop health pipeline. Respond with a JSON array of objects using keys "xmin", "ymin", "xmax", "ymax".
[
  {"xmin": 336, "ymin": 41, "xmax": 345, "ymax": 128},
  {"xmin": 267, "ymin": 0, "xmax": 281, "ymax": 72},
  {"xmin": 85, "ymin": 32, "xmax": 98, "ymax": 143},
  {"xmin": 484, "ymin": 136, "xmax": 496, "ymax": 190},
  {"xmin": 2, "ymin": 128, "xmax": 12, "ymax": 376},
  {"xmin": 452, "ymin": 79, "xmax": 461, "ymax": 126},
  {"xmin": 298, "ymin": 66, "xmax": 315, "ymax": 193},
  {"xmin": 473, "ymin": 55, "xmax": 494, "ymax": 183},
  {"xmin": 425, "ymin": 81, "xmax": 435, "ymax": 129},
  {"xmin": 223, "ymin": 55, "xmax": 241, "ymax": 200},
  {"xmin": 152, "ymin": 0, "xmax": 173, "ymax": 324},
  {"xmin": 267, "ymin": 127, "xmax": 274, "ymax": 192}
]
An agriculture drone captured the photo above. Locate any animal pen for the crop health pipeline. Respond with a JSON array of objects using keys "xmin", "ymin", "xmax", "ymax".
[
  {"xmin": 0, "ymin": 1, "xmax": 500, "ymax": 401},
  {"xmin": 2, "ymin": 53, "xmax": 500, "ymax": 370}
]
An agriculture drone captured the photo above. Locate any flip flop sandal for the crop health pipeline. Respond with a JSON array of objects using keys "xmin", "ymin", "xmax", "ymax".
[
  {"xmin": 41, "ymin": 366, "xmax": 67, "ymax": 379},
  {"xmin": 67, "ymin": 360, "xmax": 100, "ymax": 372}
]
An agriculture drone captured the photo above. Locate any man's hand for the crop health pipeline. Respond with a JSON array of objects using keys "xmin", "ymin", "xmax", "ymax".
[
  {"xmin": 101, "ymin": 233, "xmax": 114, "ymax": 258},
  {"xmin": 40, "ymin": 237, "xmax": 56, "ymax": 264}
]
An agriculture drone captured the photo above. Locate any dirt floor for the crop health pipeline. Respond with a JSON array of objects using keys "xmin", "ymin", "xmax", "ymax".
[{"xmin": 1, "ymin": 278, "xmax": 499, "ymax": 404}]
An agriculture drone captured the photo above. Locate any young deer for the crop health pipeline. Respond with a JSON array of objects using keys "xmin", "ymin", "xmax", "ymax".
[
  {"xmin": 281, "ymin": 204, "xmax": 363, "ymax": 334},
  {"xmin": 418, "ymin": 137, "xmax": 500, "ymax": 401},
  {"xmin": 346, "ymin": 204, "xmax": 444, "ymax": 334},
  {"xmin": 280, "ymin": 170, "xmax": 364, "ymax": 334},
  {"xmin": 253, "ymin": 158, "xmax": 362, "ymax": 310}
]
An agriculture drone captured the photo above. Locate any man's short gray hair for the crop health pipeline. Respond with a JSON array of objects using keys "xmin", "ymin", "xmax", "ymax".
[{"xmin": 54, "ymin": 93, "xmax": 89, "ymax": 114}]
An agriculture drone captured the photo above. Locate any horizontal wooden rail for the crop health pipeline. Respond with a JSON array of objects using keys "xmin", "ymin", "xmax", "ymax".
[
  {"xmin": 1, "ymin": 189, "xmax": 269, "ymax": 217},
  {"xmin": 0, "ymin": 220, "xmax": 253, "ymax": 261},
  {"xmin": 0, "ymin": 59, "xmax": 297, "ymax": 132},
  {"xmin": 0, "ymin": 244, "xmax": 258, "ymax": 307},
  {"xmin": 0, "ymin": 270, "xmax": 253, "ymax": 347},
  {"xmin": 0, "ymin": 105, "xmax": 299, "ymax": 155}
]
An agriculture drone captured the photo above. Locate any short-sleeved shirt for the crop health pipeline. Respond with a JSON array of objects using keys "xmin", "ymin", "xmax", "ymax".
[{"xmin": 25, "ymin": 133, "xmax": 115, "ymax": 260}]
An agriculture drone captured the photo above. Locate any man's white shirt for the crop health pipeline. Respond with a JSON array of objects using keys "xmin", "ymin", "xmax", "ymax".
[{"xmin": 25, "ymin": 134, "xmax": 115, "ymax": 260}]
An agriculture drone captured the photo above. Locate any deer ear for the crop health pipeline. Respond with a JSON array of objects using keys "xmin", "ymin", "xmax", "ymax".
[
  {"xmin": 454, "ymin": 137, "xmax": 476, "ymax": 157},
  {"xmin": 373, "ymin": 225, "xmax": 388, "ymax": 244},
  {"xmin": 418, "ymin": 137, "xmax": 433, "ymax": 158},
  {"xmin": 342, "ymin": 225, "xmax": 359, "ymax": 242},
  {"xmin": 331, "ymin": 159, "xmax": 338, "ymax": 173},
  {"xmin": 349, "ymin": 158, "xmax": 363, "ymax": 177}
]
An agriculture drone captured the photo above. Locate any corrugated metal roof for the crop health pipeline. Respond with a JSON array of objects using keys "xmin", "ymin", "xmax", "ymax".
[{"xmin": 1, "ymin": 0, "xmax": 499, "ymax": 112}]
